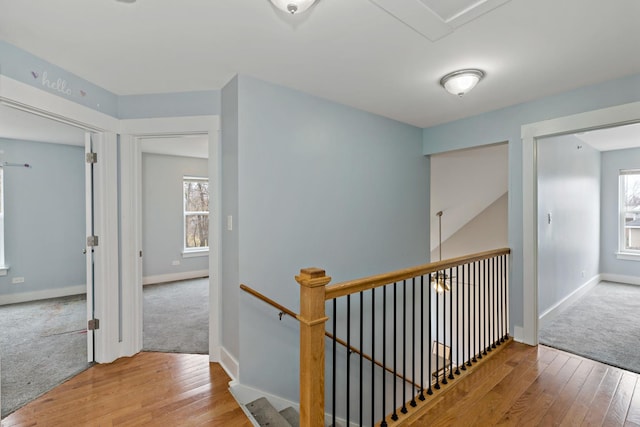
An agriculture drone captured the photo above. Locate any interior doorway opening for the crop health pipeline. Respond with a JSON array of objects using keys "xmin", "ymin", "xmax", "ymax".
[
  {"xmin": 535, "ymin": 121, "xmax": 640, "ymax": 374},
  {"xmin": 0, "ymin": 103, "xmax": 96, "ymax": 417},
  {"xmin": 139, "ymin": 134, "xmax": 211, "ymax": 354}
]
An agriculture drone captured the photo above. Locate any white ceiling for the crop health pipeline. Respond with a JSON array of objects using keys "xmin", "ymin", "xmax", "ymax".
[
  {"xmin": 0, "ymin": 104, "xmax": 207, "ymax": 158},
  {"xmin": 576, "ymin": 122, "xmax": 640, "ymax": 152},
  {"xmin": 0, "ymin": 0, "xmax": 639, "ymax": 128},
  {"xmin": 0, "ymin": 104, "xmax": 85, "ymax": 146},
  {"xmin": 140, "ymin": 135, "xmax": 208, "ymax": 159}
]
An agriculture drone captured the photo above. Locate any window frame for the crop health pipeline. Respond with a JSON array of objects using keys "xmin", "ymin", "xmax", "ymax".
[
  {"xmin": 618, "ymin": 169, "xmax": 640, "ymax": 260},
  {"xmin": 182, "ymin": 175, "xmax": 209, "ymax": 256},
  {"xmin": 0, "ymin": 166, "xmax": 6, "ymax": 275}
]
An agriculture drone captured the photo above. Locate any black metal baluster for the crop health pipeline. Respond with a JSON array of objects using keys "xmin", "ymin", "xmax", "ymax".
[
  {"xmin": 427, "ymin": 273, "xmax": 433, "ymax": 395},
  {"xmin": 498, "ymin": 256, "xmax": 506, "ymax": 343},
  {"xmin": 487, "ymin": 259, "xmax": 495, "ymax": 351},
  {"xmin": 371, "ymin": 289, "xmax": 375, "ymax": 427},
  {"xmin": 381, "ymin": 287, "xmax": 387, "ymax": 427},
  {"xmin": 401, "ymin": 281, "xmax": 408, "ymax": 414},
  {"xmin": 448, "ymin": 268, "xmax": 454, "ymax": 380},
  {"xmin": 460, "ymin": 264, "xmax": 469, "ymax": 371},
  {"xmin": 441, "ymin": 272, "xmax": 448, "ymax": 386},
  {"xmin": 465, "ymin": 264, "xmax": 473, "ymax": 366},
  {"xmin": 492, "ymin": 257, "xmax": 497, "ymax": 349},
  {"xmin": 391, "ymin": 283, "xmax": 398, "ymax": 421},
  {"xmin": 332, "ymin": 299, "xmax": 337, "ymax": 427},
  {"xmin": 347, "ymin": 295, "xmax": 351, "ymax": 426},
  {"xmin": 359, "ymin": 291, "xmax": 363, "ymax": 427},
  {"xmin": 411, "ymin": 278, "xmax": 416, "ymax": 407},
  {"xmin": 434, "ymin": 275, "xmax": 440, "ymax": 390},
  {"xmin": 496, "ymin": 256, "xmax": 502, "ymax": 346},
  {"xmin": 504, "ymin": 254, "xmax": 509, "ymax": 341},
  {"xmin": 483, "ymin": 259, "xmax": 488, "ymax": 355},
  {"xmin": 476, "ymin": 260, "xmax": 481, "ymax": 361},
  {"xmin": 419, "ymin": 275, "xmax": 426, "ymax": 400},
  {"xmin": 455, "ymin": 265, "xmax": 461, "ymax": 375}
]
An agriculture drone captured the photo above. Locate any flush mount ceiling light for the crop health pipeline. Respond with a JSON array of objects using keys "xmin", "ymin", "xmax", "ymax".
[
  {"xmin": 269, "ymin": 0, "xmax": 317, "ymax": 14},
  {"xmin": 439, "ymin": 69, "xmax": 485, "ymax": 97}
]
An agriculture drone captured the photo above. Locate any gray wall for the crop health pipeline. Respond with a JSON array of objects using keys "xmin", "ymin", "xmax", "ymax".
[
  {"xmin": 601, "ymin": 147, "xmax": 640, "ymax": 276},
  {"xmin": 537, "ymin": 135, "xmax": 601, "ymax": 314},
  {"xmin": 423, "ymin": 72, "xmax": 640, "ymax": 333},
  {"xmin": 0, "ymin": 138, "xmax": 85, "ymax": 297},
  {"xmin": 221, "ymin": 75, "xmax": 428, "ymax": 403},
  {"xmin": 221, "ymin": 75, "xmax": 240, "ymax": 359},
  {"xmin": 432, "ymin": 192, "xmax": 508, "ymax": 260},
  {"xmin": 141, "ymin": 153, "xmax": 209, "ymax": 279}
]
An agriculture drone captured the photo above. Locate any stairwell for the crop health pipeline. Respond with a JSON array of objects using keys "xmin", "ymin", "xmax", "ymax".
[{"xmin": 246, "ymin": 397, "xmax": 300, "ymax": 427}]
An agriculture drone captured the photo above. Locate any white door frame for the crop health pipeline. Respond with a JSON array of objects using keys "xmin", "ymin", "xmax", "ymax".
[
  {"xmin": 521, "ymin": 101, "xmax": 640, "ymax": 345},
  {"xmin": 120, "ymin": 116, "xmax": 222, "ymax": 362},
  {"xmin": 0, "ymin": 75, "xmax": 128, "ymax": 364}
]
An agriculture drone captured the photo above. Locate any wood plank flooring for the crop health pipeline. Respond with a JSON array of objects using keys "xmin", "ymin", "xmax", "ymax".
[
  {"xmin": 2, "ymin": 344, "xmax": 640, "ymax": 426},
  {"xmin": 1, "ymin": 352, "xmax": 252, "ymax": 427},
  {"xmin": 409, "ymin": 342, "xmax": 640, "ymax": 426}
]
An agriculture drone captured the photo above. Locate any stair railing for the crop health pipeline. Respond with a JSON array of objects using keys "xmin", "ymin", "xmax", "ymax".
[
  {"xmin": 239, "ymin": 285, "xmax": 422, "ymax": 389},
  {"xmin": 297, "ymin": 248, "xmax": 510, "ymax": 427}
]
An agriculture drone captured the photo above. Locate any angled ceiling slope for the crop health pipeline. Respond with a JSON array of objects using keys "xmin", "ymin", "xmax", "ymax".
[{"xmin": 370, "ymin": 0, "xmax": 511, "ymax": 41}]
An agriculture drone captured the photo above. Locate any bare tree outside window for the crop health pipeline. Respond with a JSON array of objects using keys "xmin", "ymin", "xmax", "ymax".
[
  {"xmin": 621, "ymin": 170, "xmax": 640, "ymax": 251},
  {"xmin": 183, "ymin": 177, "xmax": 209, "ymax": 250}
]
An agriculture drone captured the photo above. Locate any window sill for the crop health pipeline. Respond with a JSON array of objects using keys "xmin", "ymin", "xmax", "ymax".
[
  {"xmin": 616, "ymin": 252, "xmax": 640, "ymax": 261},
  {"xmin": 0, "ymin": 265, "xmax": 9, "ymax": 276},
  {"xmin": 182, "ymin": 249, "xmax": 209, "ymax": 259}
]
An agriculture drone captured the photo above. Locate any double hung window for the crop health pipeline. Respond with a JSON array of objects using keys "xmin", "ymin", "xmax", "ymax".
[{"xmin": 183, "ymin": 176, "xmax": 209, "ymax": 254}]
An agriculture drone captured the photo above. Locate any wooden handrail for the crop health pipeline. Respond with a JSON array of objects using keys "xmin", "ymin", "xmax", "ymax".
[
  {"xmin": 325, "ymin": 247, "xmax": 510, "ymax": 300},
  {"xmin": 239, "ymin": 283, "xmax": 421, "ymax": 390},
  {"xmin": 240, "ymin": 284, "xmax": 298, "ymax": 319}
]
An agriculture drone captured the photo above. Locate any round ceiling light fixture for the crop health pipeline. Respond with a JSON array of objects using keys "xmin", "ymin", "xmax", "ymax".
[
  {"xmin": 269, "ymin": 0, "xmax": 317, "ymax": 14},
  {"xmin": 439, "ymin": 69, "xmax": 485, "ymax": 97}
]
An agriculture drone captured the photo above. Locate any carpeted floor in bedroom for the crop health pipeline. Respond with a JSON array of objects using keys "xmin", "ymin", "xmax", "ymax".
[{"xmin": 539, "ymin": 280, "xmax": 640, "ymax": 374}]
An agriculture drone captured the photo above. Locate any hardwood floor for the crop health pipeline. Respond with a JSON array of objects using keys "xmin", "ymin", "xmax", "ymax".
[
  {"xmin": 2, "ymin": 344, "xmax": 640, "ymax": 426},
  {"xmin": 1, "ymin": 352, "xmax": 252, "ymax": 427},
  {"xmin": 409, "ymin": 342, "xmax": 640, "ymax": 426}
]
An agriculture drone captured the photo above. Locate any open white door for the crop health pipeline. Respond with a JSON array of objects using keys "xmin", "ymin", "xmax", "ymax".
[{"xmin": 85, "ymin": 132, "xmax": 96, "ymax": 362}]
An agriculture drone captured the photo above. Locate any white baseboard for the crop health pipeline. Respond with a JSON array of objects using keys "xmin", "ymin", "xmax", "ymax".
[
  {"xmin": 538, "ymin": 274, "xmax": 601, "ymax": 329},
  {"xmin": 600, "ymin": 273, "xmax": 640, "ymax": 286},
  {"xmin": 143, "ymin": 270, "xmax": 209, "ymax": 285},
  {"xmin": 513, "ymin": 326, "xmax": 524, "ymax": 343},
  {"xmin": 219, "ymin": 346, "xmax": 239, "ymax": 382},
  {"xmin": 0, "ymin": 284, "xmax": 86, "ymax": 306}
]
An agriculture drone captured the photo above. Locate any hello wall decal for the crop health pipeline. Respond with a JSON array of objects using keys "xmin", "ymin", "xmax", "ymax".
[{"xmin": 30, "ymin": 69, "xmax": 87, "ymax": 98}]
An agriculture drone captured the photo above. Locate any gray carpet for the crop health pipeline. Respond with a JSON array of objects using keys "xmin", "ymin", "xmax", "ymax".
[
  {"xmin": 0, "ymin": 294, "xmax": 90, "ymax": 418},
  {"xmin": 539, "ymin": 281, "xmax": 640, "ymax": 374},
  {"xmin": 143, "ymin": 278, "xmax": 209, "ymax": 354}
]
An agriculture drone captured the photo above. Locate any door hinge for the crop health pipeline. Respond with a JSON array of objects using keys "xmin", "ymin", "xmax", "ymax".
[
  {"xmin": 87, "ymin": 235, "xmax": 99, "ymax": 247},
  {"xmin": 88, "ymin": 318, "xmax": 100, "ymax": 331},
  {"xmin": 86, "ymin": 152, "xmax": 97, "ymax": 164}
]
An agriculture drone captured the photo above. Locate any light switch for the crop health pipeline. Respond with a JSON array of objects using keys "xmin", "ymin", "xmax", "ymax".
[{"xmin": 227, "ymin": 215, "xmax": 233, "ymax": 231}]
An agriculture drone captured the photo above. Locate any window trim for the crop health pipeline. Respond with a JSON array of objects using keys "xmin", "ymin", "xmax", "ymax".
[
  {"xmin": 0, "ymin": 167, "xmax": 7, "ymax": 275},
  {"xmin": 183, "ymin": 175, "xmax": 209, "ymax": 254},
  {"xmin": 618, "ymin": 169, "xmax": 640, "ymax": 259}
]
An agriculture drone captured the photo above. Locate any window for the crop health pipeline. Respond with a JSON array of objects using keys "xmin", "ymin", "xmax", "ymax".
[
  {"xmin": 183, "ymin": 176, "xmax": 209, "ymax": 254},
  {"xmin": 0, "ymin": 167, "xmax": 6, "ymax": 274},
  {"xmin": 619, "ymin": 169, "xmax": 640, "ymax": 255}
]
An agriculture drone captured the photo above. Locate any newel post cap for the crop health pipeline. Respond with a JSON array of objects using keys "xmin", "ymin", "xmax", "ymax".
[{"xmin": 295, "ymin": 267, "xmax": 331, "ymax": 288}]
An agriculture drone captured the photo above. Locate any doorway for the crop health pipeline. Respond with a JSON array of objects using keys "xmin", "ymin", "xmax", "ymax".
[
  {"xmin": 0, "ymin": 104, "xmax": 95, "ymax": 417},
  {"xmin": 521, "ymin": 100, "xmax": 640, "ymax": 345},
  {"xmin": 139, "ymin": 134, "xmax": 210, "ymax": 354},
  {"xmin": 535, "ymin": 122, "xmax": 640, "ymax": 373}
]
